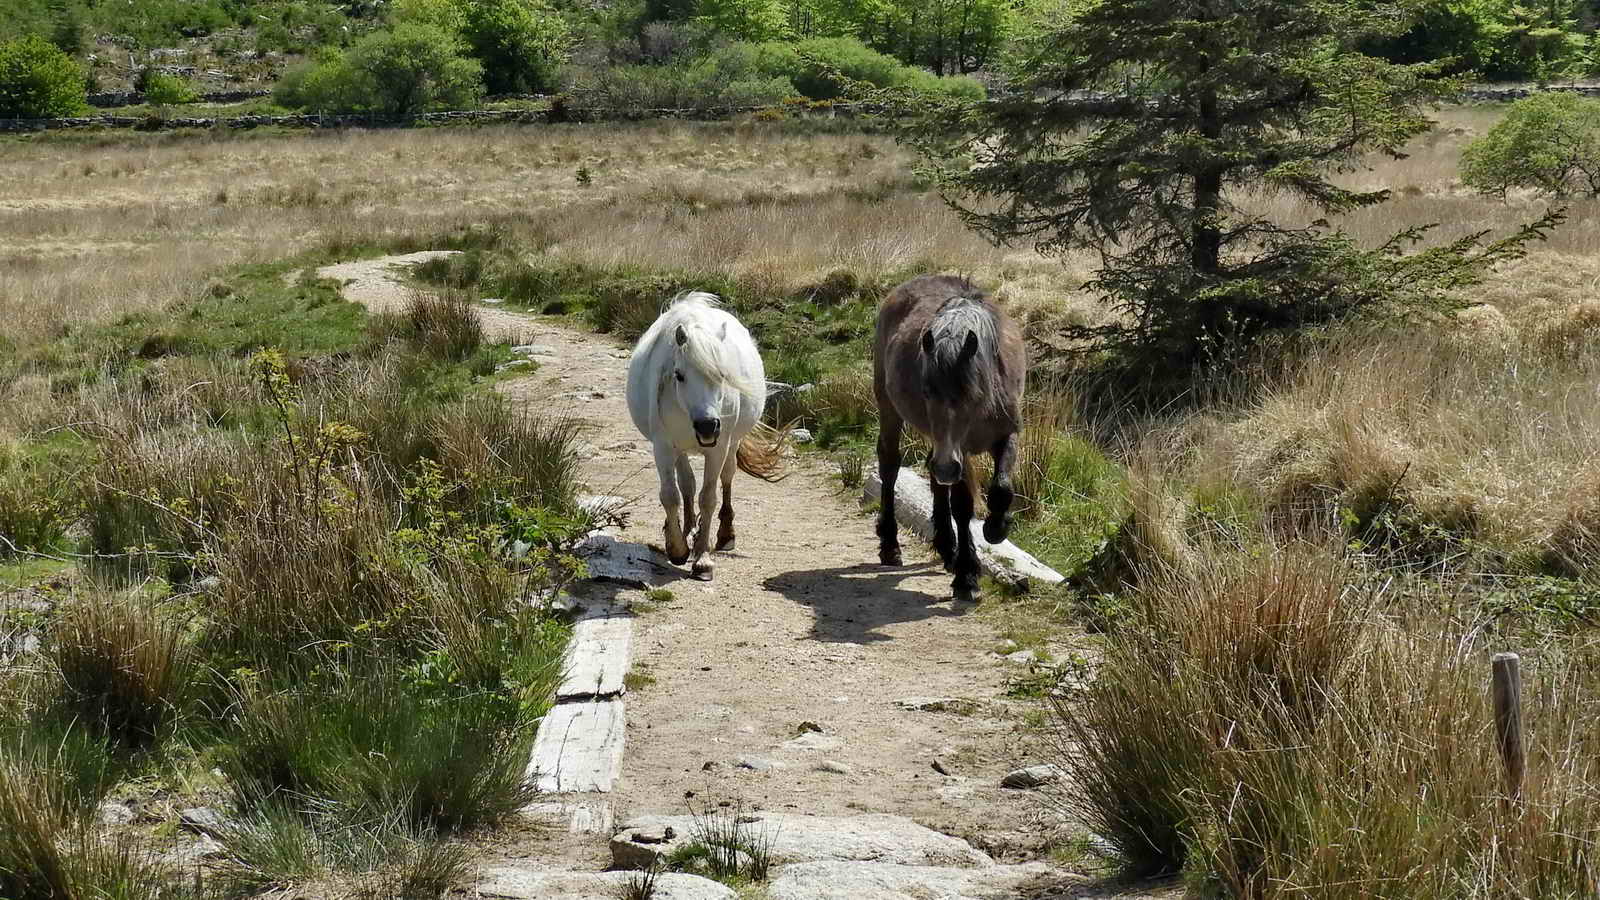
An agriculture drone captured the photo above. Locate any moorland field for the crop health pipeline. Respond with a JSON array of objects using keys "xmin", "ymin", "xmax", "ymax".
[{"xmin": 3, "ymin": 106, "xmax": 1600, "ymax": 896}]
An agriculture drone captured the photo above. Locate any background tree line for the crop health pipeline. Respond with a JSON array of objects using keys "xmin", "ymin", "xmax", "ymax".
[{"xmin": 8, "ymin": 0, "xmax": 1600, "ymax": 119}]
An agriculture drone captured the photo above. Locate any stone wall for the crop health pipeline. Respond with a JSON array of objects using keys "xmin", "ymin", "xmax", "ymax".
[
  {"xmin": 0, "ymin": 103, "xmax": 877, "ymax": 133},
  {"xmin": 1460, "ymin": 85, "xmax": 1600, "ymax": 102},
  {"xmin": 14, "ymin": 85, "xmax": 1597, "ymax": 134},
  {"xmin": 85, "ymin": 89, "xmax": 273, "ymax": 108}
]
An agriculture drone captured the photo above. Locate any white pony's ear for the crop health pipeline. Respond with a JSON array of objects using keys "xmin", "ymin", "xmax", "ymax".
[
  {"xmin": 718, "ymin": 320, "xmax": 728, "ymax": 340},
  {"xmin": 675, "ymin": 324, "xmax": 688, "ymax": 346}
]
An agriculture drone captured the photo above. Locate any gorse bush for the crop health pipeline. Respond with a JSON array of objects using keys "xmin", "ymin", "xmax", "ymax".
[
  {"xmin": 0, "ymin": 34, "xmax": 85, "ymax": 118},
  {"xmin": 1462, "ymin": 91, "xmax": 1600, "ymax": 198}
]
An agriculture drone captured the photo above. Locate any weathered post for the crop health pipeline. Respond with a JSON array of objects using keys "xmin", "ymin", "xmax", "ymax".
[{"xmin": 1491, "ymin": 652, "xmax": 1524, "ymax": 802}]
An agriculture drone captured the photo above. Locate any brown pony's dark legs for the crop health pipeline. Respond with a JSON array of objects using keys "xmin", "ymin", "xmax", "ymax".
[
  {"xmin": 876, "ymin": 411, "xmax": 904, "ymax": 565},
  {"xmin": 931, "ymin": 481, "xmax": 957, "ymax": 570},
  {"xmin": 984, "ymin": 433, "xmax": 1017, "ymax": 545},
  {"xmin": 950, "ymin": 478, "xmax": 980, "ymax": 601}
]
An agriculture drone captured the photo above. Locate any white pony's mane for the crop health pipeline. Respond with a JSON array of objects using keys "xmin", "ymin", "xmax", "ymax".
[{"xmin": 652, "ymin": 291, "xmax": 763, "ymax": 401}]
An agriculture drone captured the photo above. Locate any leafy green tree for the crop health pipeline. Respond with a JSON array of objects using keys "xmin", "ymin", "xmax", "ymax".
[
  {"xmin": 348, "ymin": 23, "xmax": 484, "ymax": 114},
  {"xmin": 1499, "ymin": 0, "xmax": 1590, "ymax": 82},
  {"xmin": 460, "ymin": 0, "xmax": 570, "ymax": 94},
  {"xmin": 394, "ymin": 0, "xmax": 569, "ymax": 94},
  {"xmin": 1366, "ymin": 0, "xmax": 1590, "ymax": 80},
  {"xmin": 0, "ymin": 33, "xmax": 86, "ymax": 118},
  {"xmin": 694, "ymin": 0, "xmax": 788, "ymax": 41},
  {"xmin": 1462, "ymin": 91, "xmax": 1600, "ymax": 196},
  {"xmin": 860, "ymin": 0, "xmax": 1009, "ymax": 74},
  {"xmin": 902, "ymin": 0, "xmax": 1557, "ymax": 365}
]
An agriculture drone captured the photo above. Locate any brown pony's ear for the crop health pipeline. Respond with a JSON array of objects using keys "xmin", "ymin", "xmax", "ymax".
[
  {"xmin": 675, "ymin": 324, "xmax": 688, "ymax": 346},
  {"xmin": 958, "ymin": 330, "xmax": 979, "ymax": 363},
  {"xmin": 921, "ymin": 330, "xmax": 935, "ymax": 355}
]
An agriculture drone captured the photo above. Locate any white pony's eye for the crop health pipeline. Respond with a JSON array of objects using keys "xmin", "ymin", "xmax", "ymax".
[{"xmin": 674, "ymin": 370, "xmax": 684, "ymax": 382}]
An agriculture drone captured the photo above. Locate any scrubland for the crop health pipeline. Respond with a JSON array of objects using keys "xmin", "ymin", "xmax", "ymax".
[{"xmin": 1, "ymin": 107, "xmax": 1599, "ymax": 896}]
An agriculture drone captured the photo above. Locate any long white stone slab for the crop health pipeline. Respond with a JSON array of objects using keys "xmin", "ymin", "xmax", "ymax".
[
  {"xmin": 557, "ymin": 610, "xmax": 633, "ymax": 700},
  {"xmin": 529, "ymin": 699, "xmax": 625, "ymax": 793},
  {"xmin": 864, "ymin": 470, "xmax": 1064, "ymax": 586}
]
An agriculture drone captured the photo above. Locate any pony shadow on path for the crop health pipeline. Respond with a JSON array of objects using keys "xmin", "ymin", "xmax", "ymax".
[{"xmin": 761, "ymin": 562, "xmax": 976, "ymax": 645}]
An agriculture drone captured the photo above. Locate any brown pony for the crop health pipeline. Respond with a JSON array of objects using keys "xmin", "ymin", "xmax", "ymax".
[{"xmin": 873, "ymin": 275, "xmax": 1026, "ymax": 602}]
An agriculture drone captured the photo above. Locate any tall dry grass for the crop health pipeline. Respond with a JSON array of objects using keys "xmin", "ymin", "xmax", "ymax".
[
  {"xmin": 1123, "ymin": 320, "xmax": 1600, "ymax": 577},
  {"xmin": 1053, "ymin": 542, "xmax": 1600, "ymax": 897}
]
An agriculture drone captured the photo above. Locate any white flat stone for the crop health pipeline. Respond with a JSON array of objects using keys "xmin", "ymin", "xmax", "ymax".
[
  {"xmin": 864, "ymin": 470, "xmax": 1064, "ymax": 586},
  {"xmin": 557, "ymin": 612, "xmax": 632, "ymax": 699},
  {"xmin": 768, "ymin": 860, "xmax": 1063, "ymax": 900},
  {"xmin": 575, "ymin": 531, "xmax": 667, "ymax": 588},
  {"xmin": 477, "ymin": 868, "xmax": 735, "ymax": 900},
  {"xmin": 529, "ymin": 699, "xmax": 625, "ymax": 793},
  {"xmin": 520, "ymin": 799, "xmax": 615, "ymax": 834},
  {"xmin": 612, "ymin": 813, "xmax": 993, "ymax": 870}
]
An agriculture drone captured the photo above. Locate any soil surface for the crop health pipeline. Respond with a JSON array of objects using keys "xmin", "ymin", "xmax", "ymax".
[{"xmin": 319, "ymin": 255, "xmax": 1180, "ymax": 898}]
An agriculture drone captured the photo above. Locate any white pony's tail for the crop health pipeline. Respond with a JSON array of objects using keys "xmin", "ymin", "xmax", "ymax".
[{"xmin": 737, "ymin": 421, "xmax": 788, "ymax": 482}]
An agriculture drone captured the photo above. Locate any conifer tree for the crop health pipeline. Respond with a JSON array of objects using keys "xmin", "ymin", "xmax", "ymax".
[{"xmin": 902, "ymin": 0, "xmax": 1557, "ymax": 365}]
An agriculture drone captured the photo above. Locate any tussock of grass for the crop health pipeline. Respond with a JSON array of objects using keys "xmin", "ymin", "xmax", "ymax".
[
  {"xmin": 1053, "ymin": 542, "xmax": 1600, "ymax": 895},
  {"xmin": 662, "ymin": 800, "xmax": 776, "ymax": 887},
  {"xmin": 220, "ymin": 653, "xmax": 555, "ymax": 833},
  {"xmin": 0, "ymin": 723, "xmax": 182, "ymax": 900},
  {"xmin": 220, "ymin": 800, "xmax": 468, "ymax": 897},
  {"xmin": 48, "ymin": 593, "xmax": 195, "ymax": 749}
]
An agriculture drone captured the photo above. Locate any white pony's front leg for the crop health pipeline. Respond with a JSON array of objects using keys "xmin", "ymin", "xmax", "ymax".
[
  {"xmin": 653, "ymin": 440, "xmax": 690, "ymax": 565},
  {"xmin": 689, "ymin": 443, "xmax": 729, "ymax": 580}
]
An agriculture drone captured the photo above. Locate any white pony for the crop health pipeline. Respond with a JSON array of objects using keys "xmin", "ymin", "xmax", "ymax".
[{"xmin": 626, "ymin": 292, "xmax": 781, "ymax": 580}]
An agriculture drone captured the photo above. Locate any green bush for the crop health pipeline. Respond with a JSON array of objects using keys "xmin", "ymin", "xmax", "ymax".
[
  {"xmin": 0, "ymin": 34, "xmax": 86, "ymax": 118},
  {"xmin": 275, "ymin": 23, "xmax": 483, "ymax": 115},
  {"xmin": 1461, "ymin": 91, "xmax": 1600, "ymax": 198},
  {"xmin": 136, "ymin": 69, "xmax": 198, "ymax": 106},
  {"xmin": 741, "ymin": 37, "xmax": 983, "ymax": 102}
]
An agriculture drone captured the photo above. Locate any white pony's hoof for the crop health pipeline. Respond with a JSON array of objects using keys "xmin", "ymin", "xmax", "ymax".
[{"xmin": 691, "ymin": 561, "xmax": 714, "ymax": 581}]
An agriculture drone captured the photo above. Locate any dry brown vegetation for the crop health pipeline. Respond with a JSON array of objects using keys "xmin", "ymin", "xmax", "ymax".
[{"xmin": 0, "ymin": 120, "xmax": 1089, "ymax": 408}]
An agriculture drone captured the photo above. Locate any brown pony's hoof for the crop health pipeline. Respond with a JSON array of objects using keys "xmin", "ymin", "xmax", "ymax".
[
  {"xmin": 952, "ymin": 584, "xmax": 978, "ymax": 604},
  {"xmin": 667, "ymin": 547, "xmax": 689, "ymax": 565},
  {"xmin": 983, "ymin": 516, "xmax": 1012, "ymax": 545},
  {"xmin": 879, "ymin": 547, "xmax": 902, "ymax": 566},
  {"xmin": 715, "ymin": 535, "xmax": 736, "ymax": 552},
  {"xmin": 691, "ymin": 560, "xmax": 714, "ymax": 581}
]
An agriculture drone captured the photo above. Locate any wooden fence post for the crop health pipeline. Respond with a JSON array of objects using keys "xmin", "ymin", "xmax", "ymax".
[{"xmin": 1492, "ymin": 652, "xmax": 1525, "ymax": 802}]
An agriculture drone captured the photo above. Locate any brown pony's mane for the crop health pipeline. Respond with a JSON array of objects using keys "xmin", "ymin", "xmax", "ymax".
[{"xmin": 924, "ymin": 295, "xmax": 1011, "ymax": 421}]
